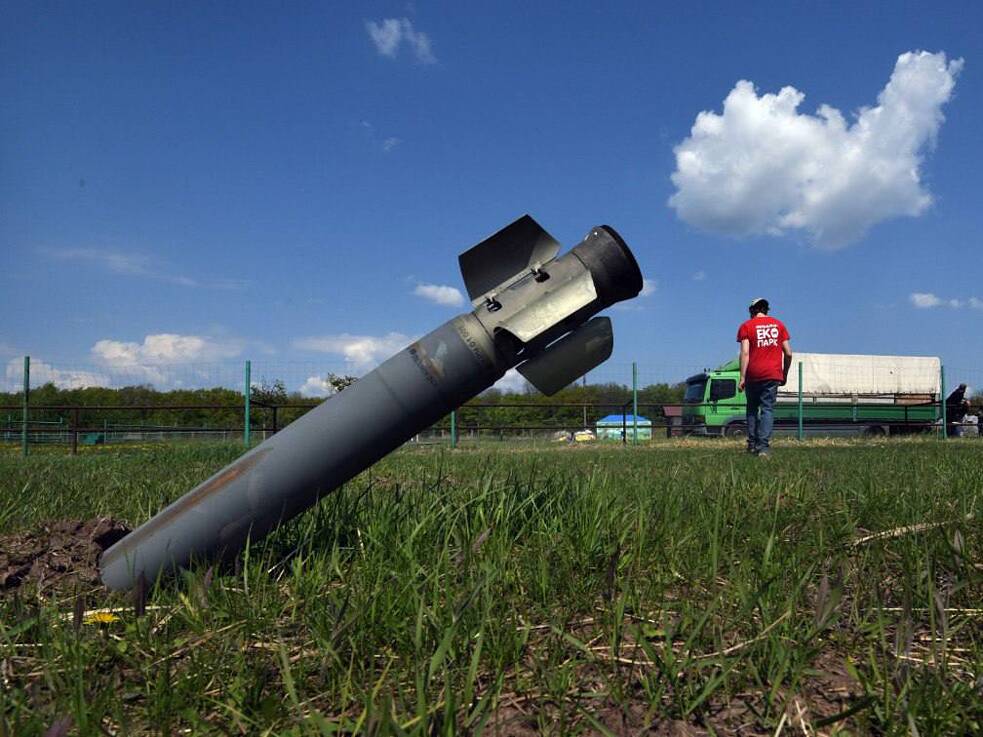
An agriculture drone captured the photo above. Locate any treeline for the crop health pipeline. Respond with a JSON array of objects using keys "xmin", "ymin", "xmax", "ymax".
[
  {"xmin": 445, "ymin": 382, "xmax": 685, "ymax": 432},
  {"xmin": 0, "ymin": 379, "xmax": 686, "ymax": 433},
  {"xmin": 0, "ymin": 384, "xmax": 258, "ymax": 430}
]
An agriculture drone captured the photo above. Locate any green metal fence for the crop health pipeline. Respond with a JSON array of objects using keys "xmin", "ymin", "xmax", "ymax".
[{"xmin": 2, "ymin": 356, "xmax": 979, "ymax": 454}]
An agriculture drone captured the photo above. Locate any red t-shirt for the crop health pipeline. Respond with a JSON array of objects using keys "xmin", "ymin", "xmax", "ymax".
[{"xmin": 737, "ymin": 316, "xmax": 790, "ymax": 382}]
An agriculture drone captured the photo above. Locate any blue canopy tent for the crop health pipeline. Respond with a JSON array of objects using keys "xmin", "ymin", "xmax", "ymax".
[{"xmin": 595, "ymin": 413, "xmax": 652, "ymax": 440}]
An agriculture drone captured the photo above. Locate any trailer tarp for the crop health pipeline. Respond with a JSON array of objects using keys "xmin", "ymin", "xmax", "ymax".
[{"xmin": 780, "ymin": 353, "xmax": 940, "ymax": 397}]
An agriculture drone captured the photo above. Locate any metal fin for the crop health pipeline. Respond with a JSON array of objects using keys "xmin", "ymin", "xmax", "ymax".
[
  {"xmin": 497, "ymin": 271, "xmax": 596, "ymax": 344},
  {"xmin": 516, "ymin": 317, "xmax": 613, "ymax": 396},
  {"xmin": 459, "ymin": 215, "xmax": 561, "ymax": 305}
]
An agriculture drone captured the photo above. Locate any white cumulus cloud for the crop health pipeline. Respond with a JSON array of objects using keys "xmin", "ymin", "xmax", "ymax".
[
  {"xmin": 293, "ymin": 333, "xmax": 412, "ymax": 371},
  {"xmin": 93, "ymin": 333, "xmax": 241, "ymax": 364},
  {"xmin": 366, "ymin": 18, "xmax": 436, "ymax": 64},
  {"xmin": 413, "ymin": 283, "xmax": 465, "ymax": 307},
  {"xmin": 4, "ymin": 358, "xmax": 108, "ymax": 390},
  {"xmin": 492, "ymin": 368, "xmax": 529, "ymax": 394},
  {"xmin": 669, "ymin": 51, "xmax": 963, "ymax": 248},
  {"xmin": 298, "ymin": 376, "xmax": 335, "ymax": 398},
  {"xmin": 91, "ymin": 333, "xmax": 243, "ymax": 384},
  {"xmin": 1, "ymin": 335, "xmax": 246, "ymax": 391}
]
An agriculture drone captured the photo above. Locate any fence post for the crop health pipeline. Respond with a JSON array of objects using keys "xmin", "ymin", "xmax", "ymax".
[
  {"xmin": 243, "ymin": 360, "xmax": 251, "ymax": 448},
  {"xmin": 940, "ymin": 364, "xmax": 947, "ymax": 440},
  {"xmin": 450, "ymin": 410, "xmax": 457, "ymax": 449},
  {"xmin": 632, "ymin": 362, "xmax": 639, "ymax": 445},
  {"xmin": 21, "ymin": 356, "xmax": 29, "ymax": 457},
  {"xmin": 582, "ymin": 374, "xmax": 588, "ymax": 429},
  {"xmin": 71, "ymin": 407, "xmax": 80, "ymax": 456},
  {"xmin": 797, "ymin": 360, "xmax": 803, "ymax": 441}
]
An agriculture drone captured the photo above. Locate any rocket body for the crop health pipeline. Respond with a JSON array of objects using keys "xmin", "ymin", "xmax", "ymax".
[{"xmin": 100, "ymin": 218, "xmax": 642, "ymax": 590}]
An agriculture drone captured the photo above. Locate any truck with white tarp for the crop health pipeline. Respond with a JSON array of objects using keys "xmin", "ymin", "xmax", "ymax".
[{"xmin": 682, "ymin": 353, "xmax": 943, "ymax": 437}]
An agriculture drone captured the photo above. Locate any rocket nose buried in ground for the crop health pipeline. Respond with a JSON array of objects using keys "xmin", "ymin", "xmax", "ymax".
[{"xmin": 99, "ymin": 216, "xmax": 644, "ymax": 591}]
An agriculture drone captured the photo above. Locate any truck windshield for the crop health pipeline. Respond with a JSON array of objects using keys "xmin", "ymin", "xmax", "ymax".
[{"xmin": 684, "ymin": 380, "xmax": 707, "ymax": 403}]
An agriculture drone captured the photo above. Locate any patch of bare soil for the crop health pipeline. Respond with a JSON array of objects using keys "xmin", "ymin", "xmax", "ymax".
[
  {"xmin": 0, "ymin": 518, "xmax": 130, "ymax": 598},
  {"xmin": 487, "ymin": 669, "xmax": 866, "ymax": 737},
  {"xmin": 482, "ymin": 639, "xmax": 866, "ymax": 736}
]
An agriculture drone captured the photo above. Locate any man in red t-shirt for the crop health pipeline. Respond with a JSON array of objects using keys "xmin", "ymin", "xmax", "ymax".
[{"xmin": 736, "ymin": 298, "xmax": 792, "ymax": 457}]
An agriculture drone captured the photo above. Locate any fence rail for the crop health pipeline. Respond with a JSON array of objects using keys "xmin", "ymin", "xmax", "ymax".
[
  {"xmin": 3, "ymin": 355, "xmax": 979, "ymax": 455},
  {"xmin": 2, "ymin": 400, "xmax": 979, "ymax": 454}
]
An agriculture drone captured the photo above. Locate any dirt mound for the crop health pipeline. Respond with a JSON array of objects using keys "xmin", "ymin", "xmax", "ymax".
[{"xmin": 0, "ymin": 518, "xmax": 130, "ymax": 597}]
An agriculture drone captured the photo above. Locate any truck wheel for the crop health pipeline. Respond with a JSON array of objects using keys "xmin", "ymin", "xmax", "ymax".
[
  {"xmin": 724, "ymin": 423, "xmax": 747, "ymax": 439},
  {"xmin": 863, "ymin": 425, "xmax": 886, "ymax": 437}
]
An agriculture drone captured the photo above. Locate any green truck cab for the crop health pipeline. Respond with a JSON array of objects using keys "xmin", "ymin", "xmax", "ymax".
[
  {"xmin": 683, "ymin": 354, "xmax": 942, "ymax": 437},
  {"xmin": 683, "ymin": 360, "xmax": 749, "ymax": 436}
]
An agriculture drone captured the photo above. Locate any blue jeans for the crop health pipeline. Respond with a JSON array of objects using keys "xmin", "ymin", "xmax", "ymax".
[{"xmin": 746, "ymin": 380, "xmax": 779, "ymax": 453}]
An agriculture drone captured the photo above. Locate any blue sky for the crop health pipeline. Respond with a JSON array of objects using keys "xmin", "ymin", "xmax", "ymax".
[{"xmin": 1, "ymin": 1, "xmax": 981, "ymax": 393}]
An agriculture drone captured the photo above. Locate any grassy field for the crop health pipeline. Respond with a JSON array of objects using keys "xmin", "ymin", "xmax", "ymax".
[{"xmin": 1, "ymin": 439, "xmax": 982, "ymax": 735}]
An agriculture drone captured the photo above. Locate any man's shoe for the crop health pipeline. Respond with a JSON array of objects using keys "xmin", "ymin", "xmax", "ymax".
[{"xmin": 757, "ymin": 451, "xmax": 770, "ymax": 459}]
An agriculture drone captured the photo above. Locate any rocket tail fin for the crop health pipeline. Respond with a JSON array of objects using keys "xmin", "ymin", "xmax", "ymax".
[
  {"xmin": 458, "ymin": 214, "xmax": 561, "ymax": 305},
  {"xmin": 516, "ymin": 317, "xmax": 613, "ymax": 396}
]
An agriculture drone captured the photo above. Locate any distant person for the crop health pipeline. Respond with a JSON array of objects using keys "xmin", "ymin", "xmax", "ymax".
[
  {"xmin": 946, "ymin": 383, "xmax": 970, "ymax": 437},
  {"xmin": 964, "ymin": 411, "xmax": 979, "ymax": 438},
  {"xmin": 737, "ymin": 298, "xmax": 793, "ymax": 457}
]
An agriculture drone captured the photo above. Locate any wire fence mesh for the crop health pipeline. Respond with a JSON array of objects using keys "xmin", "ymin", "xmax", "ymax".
[
  {"xmin": 0, "ymin": 358, "xmax": 705, "ymax": 397},
  {"xmin": 1, "ymin": 355, "xmax": 980, "ymax": 453}
]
